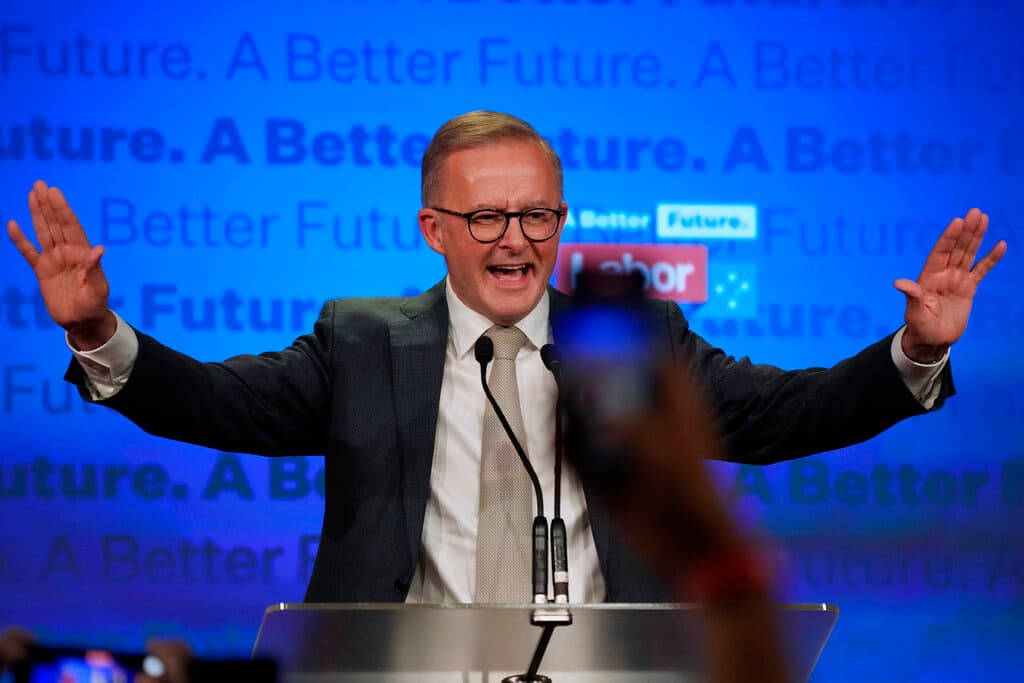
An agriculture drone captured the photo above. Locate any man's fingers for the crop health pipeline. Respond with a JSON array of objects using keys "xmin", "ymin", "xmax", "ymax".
[
  {"xmin": 35, "ymin": 181, "xmax": 64, "ymax": 247},
  {"xmin": 947, "ymin": 211, "xmax": 976, "ymax": 272},
  {"xmin": 920, "ymin": 216, "xmax": 961, "ymax": 275},
  {"xmin": 28, "ymin": 183, "xmax": 55, "ymax": 251},
  {"xmin": 970, "ymin": 239, "xmax": 1007, "ymax": 283},
  {"xmin": 7, "ymin": 219, "xmax": 41, "ymax": 267},
  {"xmin": 86, "ymin": 244, "xmax": 105, "ymax": 269},
  {"xmin": 960, "ymin": 207, "xmax": 983, "ymax": 233},
  {"xmin": 50, "ymin": 186, "xmax": 89, "ymax": 247},
  {"xmin": 894, "ymin": 278, "xmax": 922, "ymax": 300},
  {"xmin": 957, "ymin": 209, "xmax": 988, "ymax": 270}
]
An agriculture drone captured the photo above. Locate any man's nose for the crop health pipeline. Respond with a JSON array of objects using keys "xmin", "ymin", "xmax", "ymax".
[{"xmin": 498, "ymin": 217, "xmax": 529, "ymax": 249}]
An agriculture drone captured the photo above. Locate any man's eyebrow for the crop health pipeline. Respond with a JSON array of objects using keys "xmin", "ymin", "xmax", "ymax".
[{"xmin": 468, "ymin": 200, "xmax": 554, "ymax": 211}]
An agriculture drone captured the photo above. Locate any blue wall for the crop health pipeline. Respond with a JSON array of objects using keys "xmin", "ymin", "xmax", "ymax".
[{"xmin": 1, "ymin": 2, "xmax": 1022, "ymax": 680}]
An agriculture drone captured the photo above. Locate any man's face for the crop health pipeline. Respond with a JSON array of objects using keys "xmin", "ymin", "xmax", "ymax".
[{"xmin": 419, "ymin": 140, "xmax": 566, "ymax": 326}]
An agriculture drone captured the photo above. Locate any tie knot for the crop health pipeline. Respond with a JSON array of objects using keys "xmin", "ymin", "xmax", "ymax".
[{"xmin": 486, "ymin": 325, "xmax": 528, "ymax": 360}]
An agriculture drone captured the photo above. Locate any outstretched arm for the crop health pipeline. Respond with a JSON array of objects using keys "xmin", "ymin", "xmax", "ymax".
[
  {"xmin": 7, "ymin": 180, "xmax": 116, "ymax": 349},
  {"xmin": 896, "ymin": 208, "xmax": 1007, "ymax": 363}
]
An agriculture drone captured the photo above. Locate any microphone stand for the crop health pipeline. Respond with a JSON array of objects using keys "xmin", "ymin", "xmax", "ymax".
[{"xmin": 476, "ymin": 337, "xmax": 572, "ymax": 683}]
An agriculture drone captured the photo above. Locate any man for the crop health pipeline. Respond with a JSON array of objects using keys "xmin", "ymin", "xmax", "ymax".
[{"xmin": 6, "ymin": 111, "xmax": 1007, "ymax": 604}]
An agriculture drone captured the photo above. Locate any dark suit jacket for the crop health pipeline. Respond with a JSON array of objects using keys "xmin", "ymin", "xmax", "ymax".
[{"xmin": 67, "ymin": 281, "xmax": 952, "ymax": 602}]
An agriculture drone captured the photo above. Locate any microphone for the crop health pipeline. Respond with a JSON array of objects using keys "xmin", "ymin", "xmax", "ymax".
[
  {"xmin": 540, "ymin": 344, "xmax": 569, "ymax": 604},
  {"xmin": 540, "ymin": 344, "xmax": 561, "ymax": 382},
  {"xmin": 475, "ymin": 335, "xmax": 548, "ymax": 604},
  {"xmin": 475, "ymin": 334, "xmax": 494, "ymax": 365}
]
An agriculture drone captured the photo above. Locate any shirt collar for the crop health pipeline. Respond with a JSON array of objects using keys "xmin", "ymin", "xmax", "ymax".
[{"xmin": 446, "ymin": 277, "xmax": 551, "ymax": 359}]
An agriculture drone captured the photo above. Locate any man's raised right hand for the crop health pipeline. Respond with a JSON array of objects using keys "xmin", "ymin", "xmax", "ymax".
[{"xmin": 6, "ymin": 180, "xmax": 116, "ymax": 350}]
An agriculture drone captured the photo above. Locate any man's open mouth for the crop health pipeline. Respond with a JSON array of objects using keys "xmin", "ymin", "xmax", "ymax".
[{"xmin": 487, "ymin": 264, "xmax": 532, "ymax": 281}]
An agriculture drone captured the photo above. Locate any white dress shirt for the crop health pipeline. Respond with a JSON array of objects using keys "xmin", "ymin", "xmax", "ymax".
[{"xmin": 404, "ymin": 280, "xmax": 606, "ymax": 603}]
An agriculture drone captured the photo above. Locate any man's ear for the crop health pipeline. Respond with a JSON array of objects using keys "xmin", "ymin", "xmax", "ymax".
[
  {"xmin": 418, "ymin": 208, "xmax": 446, "ymax": 256},
  {"xmin": 554, "ymin": 201, "xmax": 569, "ymax": 241}
]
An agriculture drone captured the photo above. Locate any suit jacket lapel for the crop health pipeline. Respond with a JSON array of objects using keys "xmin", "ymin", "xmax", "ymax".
[{"xmin": 390, "ymin": 281, "xmax": 449, "ymax": 564}]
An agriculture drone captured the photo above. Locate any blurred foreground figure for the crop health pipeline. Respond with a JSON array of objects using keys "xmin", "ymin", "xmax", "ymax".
[{"xmin": 558, "ymin": 273, "xmax": 789, "ymax": 682}]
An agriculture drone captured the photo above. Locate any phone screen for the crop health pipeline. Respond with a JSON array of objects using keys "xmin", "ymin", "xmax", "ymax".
[
  {"xmin": 554, "ymin": 270, "xmax": 663, "ymax": 486},
  {"xmin": 12, "ymin": 647, "xmax": 150, "ymax": 683},
  {"xmin": 557, "ymin": 302, "xmax": 658, "ymax": 424}
]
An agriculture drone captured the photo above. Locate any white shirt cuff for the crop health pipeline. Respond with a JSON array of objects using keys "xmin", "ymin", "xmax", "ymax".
[
  {"xmin": 67, "ymin": 311, "xmax": 139, "ymax": 400},
  {"xmin": 890, "ymin": 326, "xmax": 947, "ymax": 410}
]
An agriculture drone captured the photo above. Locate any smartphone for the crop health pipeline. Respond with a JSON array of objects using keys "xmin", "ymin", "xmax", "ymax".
[
  {"xmin": 10, "ymin": 646, "xmax": 154, "ymax": 683},
  {"xmin": 9, "ymin": 646, "xmax": 277, "ymax": 683},
  {"xmin": 554, "ymin": 270, "xmax": 663, "ymax": 486}
]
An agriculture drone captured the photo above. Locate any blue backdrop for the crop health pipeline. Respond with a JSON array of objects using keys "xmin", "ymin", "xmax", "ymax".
[{"xmin": 1, "ymin": 1, "xmax": 1022, "ymax": 680}]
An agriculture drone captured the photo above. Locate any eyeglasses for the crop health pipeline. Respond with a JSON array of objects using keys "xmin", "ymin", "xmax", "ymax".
[{"xmin": 431, "ymin": 206, "xmax": 565, "ymax": 243}]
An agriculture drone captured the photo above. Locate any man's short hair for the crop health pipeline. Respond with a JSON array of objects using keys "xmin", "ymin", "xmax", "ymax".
[{"xmin": 421, "ymin": 111, "xmax": 564, "ymax": 206}]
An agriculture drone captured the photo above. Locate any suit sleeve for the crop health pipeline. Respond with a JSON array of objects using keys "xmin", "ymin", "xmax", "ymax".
[
  {"xmin": 661, "ymin": 301, "xmax": 955, "ymax": 464},
  {"xmin": 64, "ymin": 302, "xmax": 337, "ymax": 456}
]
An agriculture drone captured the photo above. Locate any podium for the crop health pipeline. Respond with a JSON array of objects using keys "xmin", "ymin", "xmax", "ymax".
[{"xmin": 253, "ymin": 603, "xmax": 838, "ymax": 682}]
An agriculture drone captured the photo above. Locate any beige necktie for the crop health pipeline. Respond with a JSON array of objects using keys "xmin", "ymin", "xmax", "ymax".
[{"xmin": 475, "ymin": 325, "xmax": 533, "ymax": 603}]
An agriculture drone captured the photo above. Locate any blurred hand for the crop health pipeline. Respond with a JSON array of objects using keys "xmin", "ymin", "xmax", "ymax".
[
  {"xmin": 600, "ymin": 362, "xmax": 743, "ymax": 577},
  {"xmin": 0, "ymin": 626, "xmax": 35, "ymax": 668},
  {"xmin": 574, "ymin": 362, "xmax": 790, "ymax": 683},
  {"xmin": 136, "ymin": 637, "xmax": 194, "ymax": 683}
]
